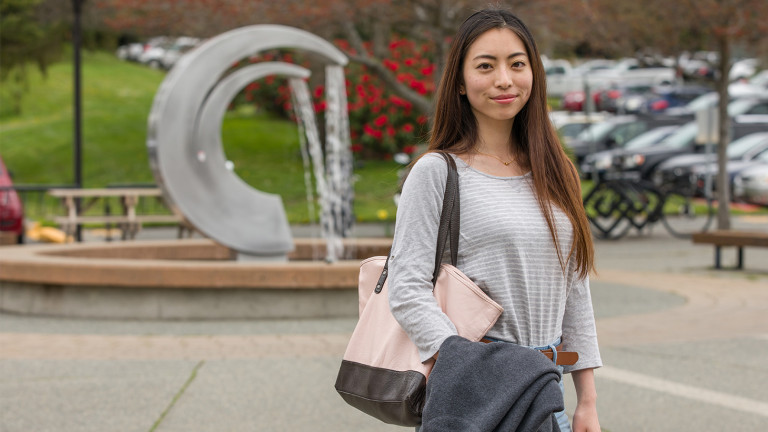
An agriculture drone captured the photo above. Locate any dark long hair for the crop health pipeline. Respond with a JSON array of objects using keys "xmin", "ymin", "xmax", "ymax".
[{"xmin": 429, "ymin": 8, "xmax": 594, "ymax": 278}]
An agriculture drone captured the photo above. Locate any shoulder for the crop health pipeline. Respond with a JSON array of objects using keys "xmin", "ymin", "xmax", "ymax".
[
  {"xmin": 409, "ymin": 152, "xmax": 450, "ymax": 180},
  {"xmin": 400, "ymin": 152, "xmax": 452, "ymax": 197}
]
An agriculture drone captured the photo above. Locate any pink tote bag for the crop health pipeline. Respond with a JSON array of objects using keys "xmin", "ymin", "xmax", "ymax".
[{"xmin": 334, "ymin": 153, "xmax": 503, "ymax": 426}]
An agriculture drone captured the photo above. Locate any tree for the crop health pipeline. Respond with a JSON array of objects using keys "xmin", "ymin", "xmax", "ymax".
[
  {"xmin": 326, "ymin": 1, "xmax": 558, "ymax": 117},
  {"xmin": 0, "ymin": 0, "xmax": 67, "ymax": 115},
  {"xmin": 93, "ymin": 0, "xmax": 561, "ymax": 118},
  {"xmin": 681, "ymin": 0, "xmax": 768, "ymax": 229}
]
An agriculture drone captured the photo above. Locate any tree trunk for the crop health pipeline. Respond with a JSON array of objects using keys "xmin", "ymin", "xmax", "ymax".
[
  {"xmin": 716, "ymin": 34, "xmax": 731, "ymax": 230},
  {"xmin": 433, "ymin": 0, "xmax": 449, "ymax": 93}
]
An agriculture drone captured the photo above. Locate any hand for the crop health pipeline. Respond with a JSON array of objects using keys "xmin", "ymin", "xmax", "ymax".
[{"xmin": 571, "ymin": 401, "xmax": 600, "ymax": 432}]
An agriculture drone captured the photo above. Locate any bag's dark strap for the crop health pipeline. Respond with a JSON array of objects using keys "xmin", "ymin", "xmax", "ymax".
[
  {"xmin": 374, "ymin": 152, "xmax": 460, "ymax": 294},
  {"xmin": 432, "ymin": 152, "xmax": 459, "ymax": 284}
]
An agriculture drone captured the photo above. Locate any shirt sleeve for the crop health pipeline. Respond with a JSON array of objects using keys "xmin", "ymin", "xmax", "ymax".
[
  {"xmin": 388, "ymin": 153, "xmax": 458, "ymax": 362},
  {"xmin": 560, "ymin": 260, "xmax": 603, "ymax": 373}
]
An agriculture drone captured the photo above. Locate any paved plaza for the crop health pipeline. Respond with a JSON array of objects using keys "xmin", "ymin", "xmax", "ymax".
[{"xmin": 1, "ymin": 217, "xmax": 768, "ymax": 431}]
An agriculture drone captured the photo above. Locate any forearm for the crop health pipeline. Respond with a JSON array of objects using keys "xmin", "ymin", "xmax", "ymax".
[
  {"xmin": 571, "ymin": 368, "xmax": 597, "ymax": 404},
  {"xmin": 570, "ymin": 368, "xmax": 600, "ymax": 432}
]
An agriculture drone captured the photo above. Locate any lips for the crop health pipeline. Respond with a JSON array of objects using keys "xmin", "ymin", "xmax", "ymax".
[{"xmin": 491, "ymin": 94, "xmax": 517, "ymax": 103}]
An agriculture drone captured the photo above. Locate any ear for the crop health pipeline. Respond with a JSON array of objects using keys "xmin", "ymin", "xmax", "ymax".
[{"xmin": 459, "ymin": 85, "xmax": 466, "ymax": 95}]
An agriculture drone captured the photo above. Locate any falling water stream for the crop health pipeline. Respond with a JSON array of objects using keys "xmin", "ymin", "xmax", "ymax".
[
  {"xmin": 289, "ymin": 78, "xmax": 321, "ymax": 261},
  {"xmin": 324, "ymin": 65, "xmax": 355, "ymax": 245},
  {"xmin": 288, "ymin": 77, "xmax": 342, "ymax": 262}
]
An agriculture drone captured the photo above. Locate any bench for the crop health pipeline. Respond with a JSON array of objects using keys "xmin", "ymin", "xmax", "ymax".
[
  {"xmin": 48, "ymin": 188, "xmax": 192, "ymax": 240},
  {"xmin": 692, "ymin": 230, "xmax": 768, "ymax": 269}
]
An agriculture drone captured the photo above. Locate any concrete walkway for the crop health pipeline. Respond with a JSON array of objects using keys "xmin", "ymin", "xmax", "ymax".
[{"xmin": 1, "ymin": 218, "xmax": 767, "ymax": 431}]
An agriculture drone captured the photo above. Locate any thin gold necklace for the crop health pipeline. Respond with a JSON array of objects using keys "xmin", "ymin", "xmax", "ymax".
[{"xmin": 476, "ymin": 150, "xmax": 514, "ymax": 166}]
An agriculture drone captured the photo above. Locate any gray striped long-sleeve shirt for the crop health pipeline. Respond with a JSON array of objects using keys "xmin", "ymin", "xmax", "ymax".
[{"xmin": 388, "ymin": 152, "xmax": 601, "ymax": 373}]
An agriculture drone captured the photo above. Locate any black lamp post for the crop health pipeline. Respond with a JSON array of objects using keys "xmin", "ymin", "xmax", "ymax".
[{"xmin": 72, "ymin": 0, "xmax": 83, "ymax": 241}]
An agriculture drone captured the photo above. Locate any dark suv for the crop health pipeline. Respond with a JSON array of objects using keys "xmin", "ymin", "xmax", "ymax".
[{"xmin": 567, "ymin": 114, "xmax": 688, "ymax": 165}]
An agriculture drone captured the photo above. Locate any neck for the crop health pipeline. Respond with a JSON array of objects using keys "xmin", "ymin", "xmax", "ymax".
[{"xmin": 475, "ymin": 116, "xmax": 515, "ymax": 155}]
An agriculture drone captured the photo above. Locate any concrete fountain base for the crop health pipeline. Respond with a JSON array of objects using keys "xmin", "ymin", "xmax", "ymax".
[{"xmin": 0, "ymin": 238, "xmax": 391, "ymax": 320}]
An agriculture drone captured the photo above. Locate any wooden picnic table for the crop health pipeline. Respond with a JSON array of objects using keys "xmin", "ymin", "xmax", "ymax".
[{"xmin": 48, "ymin": 188, "xmax": 186, "ymax": 240}]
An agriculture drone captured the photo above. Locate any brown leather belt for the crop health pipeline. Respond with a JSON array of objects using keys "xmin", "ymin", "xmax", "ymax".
[{"xmin": 480, "ymin": 338, "xmax": 579, "ymax": 366}]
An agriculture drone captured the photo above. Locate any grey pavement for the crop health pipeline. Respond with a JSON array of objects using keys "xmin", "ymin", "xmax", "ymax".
[{"xmin": 2, "ymin": 217, "xmax": 768, "ymax": 432}]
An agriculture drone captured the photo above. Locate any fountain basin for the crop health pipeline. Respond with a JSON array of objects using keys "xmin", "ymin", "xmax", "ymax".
[{"xmin": 0, "ymin": 238, "xmax": 391, "ymax": 320}]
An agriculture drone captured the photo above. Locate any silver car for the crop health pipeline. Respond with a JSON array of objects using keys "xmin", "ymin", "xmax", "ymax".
[{"xmin": 734, "ymin": 160, "xmax": 768, "ymax": 206}]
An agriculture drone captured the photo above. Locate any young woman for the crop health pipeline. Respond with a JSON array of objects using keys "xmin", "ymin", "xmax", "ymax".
[{"xmin": 388, "ymin": 8, "xmax": 602, "ymax": 432}]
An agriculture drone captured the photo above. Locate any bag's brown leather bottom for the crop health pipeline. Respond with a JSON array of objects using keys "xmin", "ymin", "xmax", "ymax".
[
  {"xmin": 479, "ymin": 338, "xmax": 579, "ymax": 366},
  {"xmin": 335, "ymin": 360, "xmax": 425, "ymax": 427}
]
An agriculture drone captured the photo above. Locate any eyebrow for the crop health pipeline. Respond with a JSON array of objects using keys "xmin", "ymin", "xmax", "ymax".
[{"xmin": 472, "ymin": 52, "xmax": 527, "ymax": 61}]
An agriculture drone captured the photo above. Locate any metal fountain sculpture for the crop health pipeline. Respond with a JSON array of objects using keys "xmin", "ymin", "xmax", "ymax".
[
  {"xmin": 147, "ymin": 25, "xmax": 354, "ymax": 262},
  {"xmin": 0, "ymin": 26, "xmax": 398, "ymax": 321}
]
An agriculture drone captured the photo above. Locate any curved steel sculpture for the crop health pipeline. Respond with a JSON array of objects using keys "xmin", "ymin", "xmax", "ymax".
[{"xmin": 147, "ymin": 25, "xmax": 349, "ymax": 258}]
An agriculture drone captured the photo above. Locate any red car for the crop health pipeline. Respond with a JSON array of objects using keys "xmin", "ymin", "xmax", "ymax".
[
  {"xmin": 0, "ymin": 156, "xmax": 24, "ymax": 244},
  {"xmin": 561, "ymin": 90, "xmax": 601, "ymax": 112}
]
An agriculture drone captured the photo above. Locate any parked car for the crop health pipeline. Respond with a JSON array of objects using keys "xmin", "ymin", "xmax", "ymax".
[
  {"xmin": 547, "ymin": 59, "xmax": 614, "ymax": 97},
  {"xmin": 688, "ymin": 149, "xmax": 768, "ymax": 198},
  {"xmin": 116, "ymin": 42, "xmax": 144, "ymax": 62},
  {"xmin": 567, "ymin": 114, "xmax": 688, "ymax": 164},
  {"xmin": 548, "ymin": 58, "xmax": 674, "ymax": 98},
  {"xmin": 561, "ymin": 89, "xmax": 601, "ymax": 112},
  {"xmin": 137, "ymin": 37, "xmax": 174, "ymax": 69},
  {"xmin": 117, "ymin": 36, "xmax": 169, "ymax": 64},
  {"xmin": 679, "ymin": 51, "xmax": 718, "ymax": 79},
  {"xmin": 642, "ymin": 85, "xmax": 712, "ymax": 113},
  {"xmin": 160, "ymin": 37, "xmax": 201, "ymax": 70},
  {"xmin": 0, "ymin": 156, "xmax": 24, "ymax": 244},
  {"xmin": 749, "ymin": 70, "xmax": 768, "ymax": 90},
  {"xmin": 580, "ymin": 125, "xmax": 681, "ymax": 179},
  {"xmin": 595, "ymin": 83, "xmax": 654, "ymax": 114},
  {"xmin": 662, "ymin": 92, "xmax": 720, "ymax": 117},
  {"xmin": 616, "ymin": 119, "xmax": 768, "ymax": 181},
  {"xmin": 730, "ymin": 58, "xmax": 760, "ymax": 81},
  {"xmin": 549, "ymin": 111, "xmax": 610, "ymax": 146},
  {"xmin": 728, "ymin": 97, "xmax": 768, "ymax": 116},
  {"xmin": 733, "ymin": 162, "xmax": 768, "ymax": 206},
  {"xmin": 653, "ymin": 132, "xmax": 768, "ymax": 192},
  {"xmin": 544, "ymin": 58, "xmax": 573, "ymax": 79},
  {"xmin": 659, "ymin": 93, "xmax": 768, "ymax": 120}
]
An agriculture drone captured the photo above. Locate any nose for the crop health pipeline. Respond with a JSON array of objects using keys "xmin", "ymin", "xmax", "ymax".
[{"xmin": 495, "ymin": 67, "xmax": 513, "ymax": 89}]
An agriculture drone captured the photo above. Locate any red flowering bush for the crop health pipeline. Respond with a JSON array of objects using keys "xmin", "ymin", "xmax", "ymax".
[
  {"xmin": 234, "ymin": 37, "xmax": 436, "ymax": 159},
  {"xmin": 230, "ymin": 50, "xmax": 307, "ymax": 117},
  {"xmin": 341, "ymin": 38, "xmax": 434, "ymax": 158}
]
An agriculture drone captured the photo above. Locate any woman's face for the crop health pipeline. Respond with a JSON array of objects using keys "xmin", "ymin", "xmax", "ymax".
[{"xmin": 461, "ymin": 28, "xmax": 532, "ymax": 125}]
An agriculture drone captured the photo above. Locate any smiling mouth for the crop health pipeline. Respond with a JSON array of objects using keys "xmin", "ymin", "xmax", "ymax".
[{"xmin": 491, "ymin": 95, "xmax": 517, "ymax": 103}]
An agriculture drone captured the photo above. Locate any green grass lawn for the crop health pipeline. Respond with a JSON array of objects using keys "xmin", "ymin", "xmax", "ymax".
[{"xmin": 0, "ymin": 50, "xmax": 402, "ymax": 224}]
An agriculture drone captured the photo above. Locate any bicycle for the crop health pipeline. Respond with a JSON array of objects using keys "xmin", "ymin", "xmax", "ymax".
[
  {"xmin": 582, "ymin": 173, "xmax": 714, "ymax": 240},
  {"xmin": 657, "ymin": 174, "xmax": 715, "ymax": 238}
]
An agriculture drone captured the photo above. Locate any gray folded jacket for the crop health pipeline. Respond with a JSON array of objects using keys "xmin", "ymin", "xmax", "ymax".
[{"xmin": 421, "ymin": 335, "xmax": 563, "ymax": 432}]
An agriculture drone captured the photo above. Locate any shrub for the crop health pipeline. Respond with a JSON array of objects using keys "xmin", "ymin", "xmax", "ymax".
[{"xmin": 235, "ymin": 37, "xmax": 435, "ymax": 159}]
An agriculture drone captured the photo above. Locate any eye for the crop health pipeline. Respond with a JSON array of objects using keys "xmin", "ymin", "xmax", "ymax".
[
  {"xmin": 477, "ymin": 63, "xmax": 493, "ymax": 70},
  {"xmin": 511, "ymin": 60, "xmax": 526, "ymax": 68}
]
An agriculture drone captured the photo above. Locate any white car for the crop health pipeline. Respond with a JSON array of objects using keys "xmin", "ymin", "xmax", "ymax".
[
  {"xmin": 734, "ymin": 162, "xmax": 768, "ymax": 206},
  {"xmin": 730, "ymin": 58, "xmax": 760, "ymax": 81},
  {"xmin": 160, "ymin": 37, "xmax": 201, "ymax": 70},
  {"xmin": 547, "ymin": 58, "xmax": 675, "ymax": 98},
  {"xmin": 549, "ymin": 111, "xmax": 611, "ymax": 145},
  {"xmin": 136, "ymin": 36, "xmax": 172, "ymax": 69},
  {"xmin": 116, "ymin": 43, "xmax": 144, "ymax": 61},
  {"xmin": 748, "ymin": 70, "xmax": 768, "ymax": 90}
]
